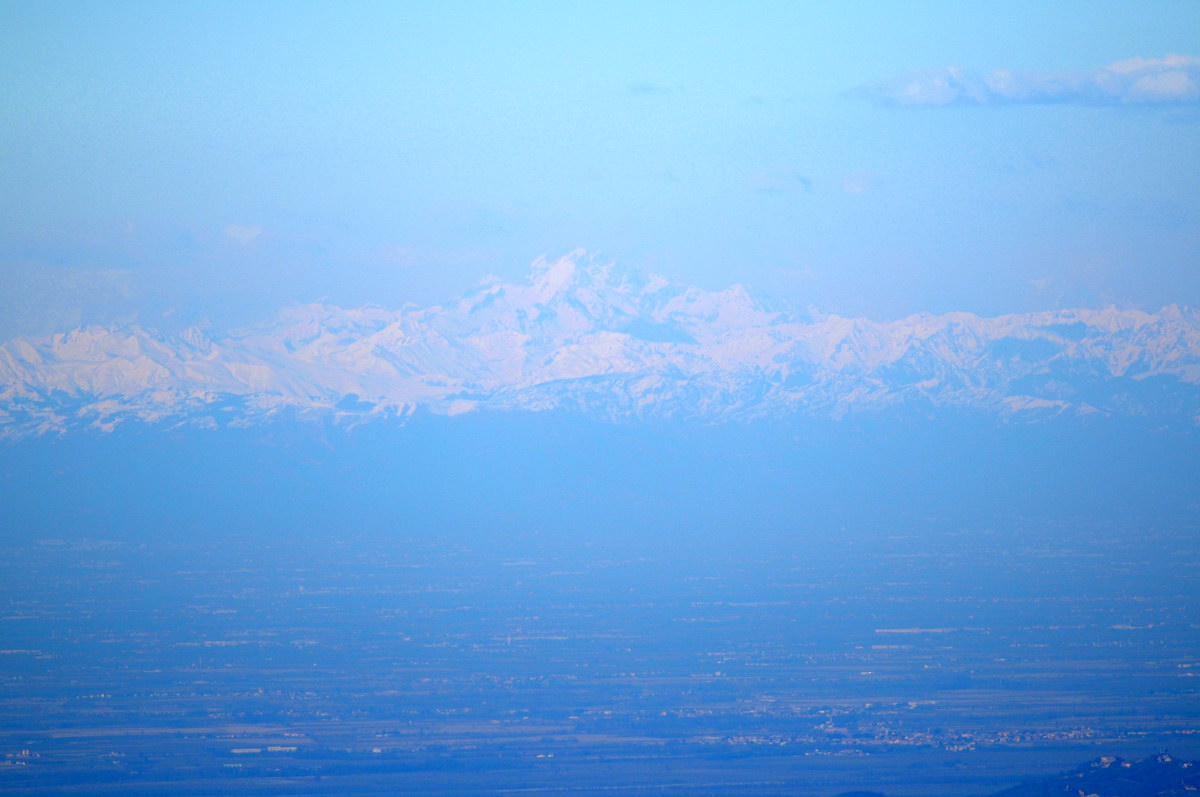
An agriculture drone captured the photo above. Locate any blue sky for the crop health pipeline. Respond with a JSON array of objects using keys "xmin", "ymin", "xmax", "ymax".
[{"xmin": 2, "ymin": 1, "xmax": 1198, "ymax": 337}]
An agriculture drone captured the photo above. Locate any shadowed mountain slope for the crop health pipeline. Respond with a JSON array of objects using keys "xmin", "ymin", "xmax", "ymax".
[{"xmin": 2, "ymin": 251, "xmax": 1199, "ymax": 437}]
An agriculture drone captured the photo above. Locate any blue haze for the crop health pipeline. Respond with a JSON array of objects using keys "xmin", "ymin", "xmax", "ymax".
[
  {"xmin": 2, "ymin": 2, "xmax": 1199, "ymax": 338},
  {"xmin": 2, "ymin": 6, "xmax": 1200, "ymax": 793}
]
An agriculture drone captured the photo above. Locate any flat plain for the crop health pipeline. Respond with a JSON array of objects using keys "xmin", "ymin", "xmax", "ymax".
[{"xmin": 1, "ymin": 521, "xmax": 1197, "ymax": 796}]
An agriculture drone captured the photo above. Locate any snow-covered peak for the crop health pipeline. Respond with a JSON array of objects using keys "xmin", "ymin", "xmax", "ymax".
[
  {"xmin": 527, "ymin": 251, "xmax": 585, "ymax": 302},
  {"xmin": 2, "ymin": 256, "xmax": 1199, "ymax": 437}
]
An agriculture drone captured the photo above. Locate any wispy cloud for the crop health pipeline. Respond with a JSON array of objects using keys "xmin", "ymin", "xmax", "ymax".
[
  {"xmin": 860, "ymin": 55, "xmax": 1200, "ymax": 107},
  {"xmin": 838, "ymin": 171, "xmax": 879, "ymax": 195},
  {"xmin": 749, "ymin": 170, "xmax": 813, "ymax": 195},
  {"xmin": 224, "ymin": 224, "xmax": 263, "ymax": 246}
]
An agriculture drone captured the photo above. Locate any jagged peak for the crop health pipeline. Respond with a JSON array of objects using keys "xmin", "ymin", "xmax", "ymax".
[
  {"xmin": 526, "ymin": 250, "xmax": 635, "ymax": 298},
  {"xmin": 527, "ymin": 250, "xmax": 690, "ymax": 300},
  {"xmin": 2, "ymin": 254, "xmax": 1199, "ymax": 437},
  {"xmin": 527, "ymin": 251, "xmax": 584, "ymax": 299}
]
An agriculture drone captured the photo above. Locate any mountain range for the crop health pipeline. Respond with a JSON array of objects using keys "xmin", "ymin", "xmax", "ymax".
[{"xmin": 3, "ymin": 250, "xmax": 1199, "ymax": 438}]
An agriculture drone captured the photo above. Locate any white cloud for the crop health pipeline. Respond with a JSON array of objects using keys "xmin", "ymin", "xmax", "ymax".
[
  {"xmin": 861, "ymin": 55, "xmax": 1200, "ymax": 107},
  {"xmin": 224, "ymin": 224, "xmax": 263, "ymax": 246},
  {"xmin": 838, "ymin": 171, "xmax": 879, "ymax": 195}
]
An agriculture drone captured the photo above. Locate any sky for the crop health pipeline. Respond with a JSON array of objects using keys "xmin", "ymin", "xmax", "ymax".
[{"xmin": 1, "ymin": 1, "xmax": 1199, "ymax": 339}]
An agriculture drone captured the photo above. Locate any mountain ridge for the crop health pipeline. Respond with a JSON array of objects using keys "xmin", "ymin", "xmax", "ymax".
[{"xmin": 2, "ymin": 250, "xmax": 1199, "ymax": 437}]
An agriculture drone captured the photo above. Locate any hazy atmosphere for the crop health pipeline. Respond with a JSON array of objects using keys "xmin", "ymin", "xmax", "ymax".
[
  {"xmin": 2, "ymin": 3, "xmax": 1199, "ymax": 796},
  {"xmin": 3, "ymin": 1, "xmax": 1200, "ymax": 339}
]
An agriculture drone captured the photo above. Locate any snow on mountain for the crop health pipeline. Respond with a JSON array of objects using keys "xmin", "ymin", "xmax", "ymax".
[{"xmin": 2, "ymin": 249, "xmax": 1199, "ymax": 436}]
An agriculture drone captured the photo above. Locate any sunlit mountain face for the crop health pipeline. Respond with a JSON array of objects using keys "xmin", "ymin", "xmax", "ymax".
[
  {"xmin": 2, "ymin": 251, "xmax": 1199, "ymax": 438},
  {"xmin": 3, "ymin": 256, "xmax": 1199, "ymax": 795}
]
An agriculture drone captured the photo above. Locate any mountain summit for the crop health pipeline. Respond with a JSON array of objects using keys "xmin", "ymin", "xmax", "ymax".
[{"xmin": 2, "ymin": 251, "xmax": 1199, "ymax": 437}]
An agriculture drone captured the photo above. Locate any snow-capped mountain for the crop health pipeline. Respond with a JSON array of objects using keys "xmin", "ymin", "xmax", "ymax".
[{"xmin": 3, "ymin": 250, "xmax": 1199, "ymax": 437}]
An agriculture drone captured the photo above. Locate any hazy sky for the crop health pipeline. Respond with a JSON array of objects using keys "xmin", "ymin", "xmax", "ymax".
[{"xmin": 2, "ymin": 1, "xmax": 1198, "ymax": 338}]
